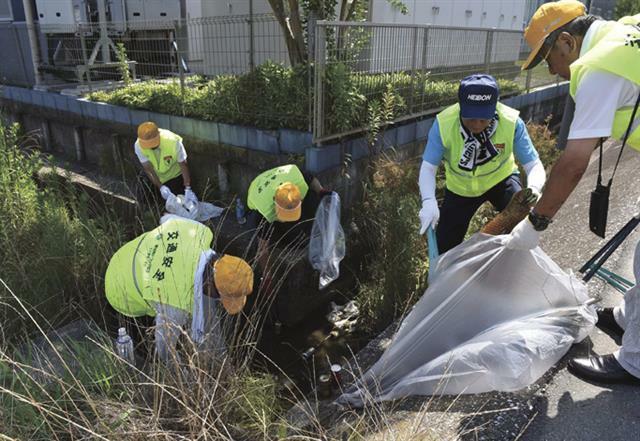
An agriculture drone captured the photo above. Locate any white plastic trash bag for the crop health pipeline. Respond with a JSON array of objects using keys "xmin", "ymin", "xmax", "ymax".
[
  {"xmin": 337, "ymin": 234, "xmax": 597, "ymax": 407},
  {"xmin": 166, "ymin": 194, "xmax": 224, "ymax": 222},
  {"xmin": 309, "ymin": 192, "xmax": 346, "ymax": 289}
]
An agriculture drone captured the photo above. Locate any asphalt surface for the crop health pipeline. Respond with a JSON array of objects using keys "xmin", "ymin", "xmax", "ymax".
[{"xmin": 519, "ymin": 141, "xmax": 640, "ymax": 441}]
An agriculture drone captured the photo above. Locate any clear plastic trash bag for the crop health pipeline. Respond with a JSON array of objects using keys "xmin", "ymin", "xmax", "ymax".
[
  {"xmin": 308, "ymin": 192, "xmax": 346, "ymax": 290},
  {"xmin": 337, "ymin": 234, "xmax": 597, "ymax": 407},
  {"xmin": 166, "ymin": 194, "xmax": 224, "ymax": 222}
]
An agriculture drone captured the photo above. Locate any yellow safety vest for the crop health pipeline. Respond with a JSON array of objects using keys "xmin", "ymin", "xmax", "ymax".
[
  {"xmin": 570, "ymin": 14, "xmax": 640, "ymax": 150},
  {"xmin": 247, "ymin": 164, "xmax": 309, "ymax": 222},
  {"xmin": 139, "ymin": 128, "xmax": 183, "ymax": 183},
  {"xmin": 105, "ymin": 219, "xmax": 213, "ymax": 317},
  {"xmin": 438, "ymin": 102, "xmax": 519, "ymax": 197}
]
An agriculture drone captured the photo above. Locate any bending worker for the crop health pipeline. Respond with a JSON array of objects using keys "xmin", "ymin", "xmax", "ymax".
[
  {"xmin": 418, "ymin": 74, "xmax": 546, "ymax": 253},
  {"xmin": 135, "ymin": 121, "xmax": 197, "ymax": 203},
  {"xmin": 247, "ymin": 164, "xmax": 333, "ymax": 321},
  {"xmin": 105, "ymin": 216, "xmax": 253, "ymax": 362},
  {"xmin": 509, "ymin": 0, "xmax": 640, "ymax": 385}
]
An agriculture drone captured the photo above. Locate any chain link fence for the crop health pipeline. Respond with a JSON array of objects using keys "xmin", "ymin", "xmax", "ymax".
[
  {"xmin": 33, "ymin": 13, "xmax": 288, "ymax": 85},
  {"xmin": 313, "ymin": 21, "xmax": 560, "ymax": 142},
  {"xmin": 3, "ymin": 15, "xmax": 562, "ymax": 140}
]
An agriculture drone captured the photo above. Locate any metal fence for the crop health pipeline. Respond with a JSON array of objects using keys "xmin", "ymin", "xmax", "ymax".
[
  {"xmin": 2, "ymin": 14, "xmax": 562, "ymax": 142},
  {"xmin": 313, "ymin": 21, "xmax": 560, "ymax": 142},
  {"xmin": 34, "ymin": 13, "xmax": 287, "ymax": 84}
]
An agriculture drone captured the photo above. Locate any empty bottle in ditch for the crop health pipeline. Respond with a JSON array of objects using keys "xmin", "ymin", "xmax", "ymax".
[
  {"xmin": 235, "ymin": 197, "xmax": 246, "ymax": 224},
  {"xmin": 115, "ymin": 327, "xmax": 135, "ymax": 365}
]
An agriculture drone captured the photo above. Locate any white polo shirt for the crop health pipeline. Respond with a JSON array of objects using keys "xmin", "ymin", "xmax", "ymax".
[
  {"xmin": 569, "ymin": 20, "xmax": 640, "ymax": 141},
  {"xmin": 134, "ymin": 139, "xmax": 188, "ymax": 164}
]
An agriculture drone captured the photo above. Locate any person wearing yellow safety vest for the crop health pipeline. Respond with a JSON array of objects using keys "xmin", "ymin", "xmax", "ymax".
[
  {"xmin": 246, "ymin": 164, "xmax": 333, "ymax": 299},
  {"xmin": 135, "ymin": 121, "xmax": 197, "ymax": 204},
  {"xmin": 105, "ymin": 215, "xmax": 253, "ymax": 362},
  {"xmin": 510, "ymin": 0, "xmax": 640, "ymax": 385},
  {"xmin": 419, "ymin": 74, "xmax": 546, "ymax": 254}
]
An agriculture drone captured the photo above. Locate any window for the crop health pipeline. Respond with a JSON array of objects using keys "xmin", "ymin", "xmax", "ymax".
[{"xmin": 0, "ymin": 0, "xmax": 13, "ymax": 21}]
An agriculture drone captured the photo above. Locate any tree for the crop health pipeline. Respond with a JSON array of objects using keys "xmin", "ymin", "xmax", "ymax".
[
  {"xmin": 613, "ymin": 0, "xmax": 640, "ymax": 19},
  {"xmin": 268, "ymin": 0, "xmax": 407, "ymax": 65}
]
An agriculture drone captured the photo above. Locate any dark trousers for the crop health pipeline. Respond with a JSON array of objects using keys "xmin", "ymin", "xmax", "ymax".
[{"xmin": 436, "ymin": 174, "xmax": 523, "ymax": 254}]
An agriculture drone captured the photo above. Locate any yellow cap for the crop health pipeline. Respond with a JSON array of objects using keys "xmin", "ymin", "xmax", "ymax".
[
  {"xmin": 213, "ymin": 255, "xmax": 253, "ymax": 315},
  {"xmin": 274, "ymin": 182, "xmax": 302, "ymax": 222},
  {"xmin": 137, "ymin": 121, "xmax": 161, "ymax": 149},
  {"xmin": 522, "ymin": 0, "xmax": 586, "ymax": 70}
]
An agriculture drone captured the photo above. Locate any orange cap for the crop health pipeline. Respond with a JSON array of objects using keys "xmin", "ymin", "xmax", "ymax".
[
  {"xmin": 213, "ymin": 255, "xmax": 254, "ymax": 315},
  {"xmin": 522, "ymin": 0, "xmax": 586, "ymax": 70},
  {"xmin": 274, "ymin": 182, "xmax": 302, "ymax": 222},
  {"xmin": 137, "ymin": 121, "xmax": 161, "ymax": 149}
]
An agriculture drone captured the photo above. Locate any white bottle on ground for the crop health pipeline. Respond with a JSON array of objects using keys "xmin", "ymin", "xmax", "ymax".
[{"xmin": 115, "ymin": 327, "xmax": 135, "ymax": 365}]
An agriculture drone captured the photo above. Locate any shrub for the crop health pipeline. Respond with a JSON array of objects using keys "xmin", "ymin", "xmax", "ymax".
[{"xmin": 88, "ymin": 61, "xmax": 522, "ymax": 134}]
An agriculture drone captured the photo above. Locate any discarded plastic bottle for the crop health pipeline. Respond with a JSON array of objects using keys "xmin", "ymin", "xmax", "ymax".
[
  {"xmin": 115, "ymin": 327, "xmax": 135, "ymax": 365},
  {"xmin": 235, "ymin": 197, "xmax": 246, "ymax": 224},
  {"xmin": 301, "ymin": 346, "xmax": 316, "ymax": 360}
]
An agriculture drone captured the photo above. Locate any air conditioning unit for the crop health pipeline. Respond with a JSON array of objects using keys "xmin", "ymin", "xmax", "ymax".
[
  {"xmin": 126, "ymin": 0, "xmax": 180, "ymax": 30},
  {"xmin": 35, "ymin": 0, "xmax": 127, "ymax": 33}
]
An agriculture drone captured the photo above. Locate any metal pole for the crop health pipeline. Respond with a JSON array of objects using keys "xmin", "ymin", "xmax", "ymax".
[
  {"xmin": 483, "ymin": 29, "xmax": 494, "ymax": 74},
  {"xmin": 79, "ymin": 27, "xmax": 93, "ymax": 92},
  {"xmin": 313, "ymin": 24, "xmax": 327, "ymax": 142},
  {"xmin": 248, "ymin": 0, "xmax": 255, "ymax": 71},
  {"xmin": 22, "ymin": 0, "xmax": 42, "ymax": 86},
  {"xmin": 97, "ymin": 0, "xmax": 110, "ymax": 63},
  {"xmin": 175, "ymin": 20, "xmax": 186, "ymax": 116}
]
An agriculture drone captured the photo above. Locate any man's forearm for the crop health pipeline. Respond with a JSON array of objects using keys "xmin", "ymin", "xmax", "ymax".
[
  {"xmin": 179, "ymin": 161, "xmax": 191, "ymax": 187},
  {"xmin": 143, "ymin": 164, "xmax": 162, "ymax": 189},
  {"xmin": 533, "ymin": 138, "xmax": 599, "ymax": 218}
]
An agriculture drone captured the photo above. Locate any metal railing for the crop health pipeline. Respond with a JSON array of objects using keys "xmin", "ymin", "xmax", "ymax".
[
  {"xmin": 2, "ymin": 15, "xmax": 563, "ymax": 143},
  {"xmin": 313, "ymin": 21, "xmax": 560, "ymax": 142},
  {"xmin": 34, "ymin": 14, "xmax": 288, "ymax": 83}
]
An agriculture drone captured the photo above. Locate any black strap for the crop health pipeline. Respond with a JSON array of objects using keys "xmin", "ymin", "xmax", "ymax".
[{"xmin": 599, "ymin": 92, "xmax": 640, "ymax": 187}]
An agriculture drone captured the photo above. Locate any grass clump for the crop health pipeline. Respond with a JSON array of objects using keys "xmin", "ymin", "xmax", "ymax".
[{"xmin": 0, "ymin": 122, "xmax": 124, "ymax": 338}]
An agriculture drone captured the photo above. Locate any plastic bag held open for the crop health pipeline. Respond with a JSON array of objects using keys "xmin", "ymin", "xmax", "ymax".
[{"xmin": 309, "ymin": 192, "xmax": 346, "ymax": 289}]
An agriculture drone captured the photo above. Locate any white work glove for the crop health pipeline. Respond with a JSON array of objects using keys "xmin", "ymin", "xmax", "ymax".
[
  {"xmin": 505, "ymin": 217, "xmax": 540, "ymax": 250},
  {"xmin": 419, "ymin": 198, "xmax": 440, "ymax": 235},
  {"xmin": 160, "ymin": 185, "xmax": 173, "ymax": 201},
  {"xmin": 184, "ymin": 186, "xmax": 198, "ymax": 203}
]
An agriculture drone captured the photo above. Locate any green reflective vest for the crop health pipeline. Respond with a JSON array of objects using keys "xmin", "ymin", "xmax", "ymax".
[
  {"xmin": 105, "ymin": 218, "xmax": 214, "ymax": 317},
  {"xmin": 437, "ymin": 102, "xmax": 519, "ymax": 197},
  {"xmin": 247, "ymin": 164, "xmax": 309, "ymax": 222},
  {"xmin": 569, "ymin": 14, "xmax": 640, "ymax": 150},
  {"xmin": 139, "ymin": 129, "xmax": 183, "ymax": 184}
]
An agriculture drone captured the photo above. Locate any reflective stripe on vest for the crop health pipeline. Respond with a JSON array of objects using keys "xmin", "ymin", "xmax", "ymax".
[
  {"xmin": 437, "ymin": 102, "xmax": 519, "ymax": 197},
  {"xmin": 139, "ymin": 128, "xmax": 183, "ymax": 183},
  {"xmin": 247, "ymin": 164, "xmax": 309, "ymax": 222},
  {"xmin": 570, "ymin": 15, "xmax": 640, "ymax": 150},
  {"xmin": 105, "ymin": 219, "xmax": 213, "ymax": 317}
]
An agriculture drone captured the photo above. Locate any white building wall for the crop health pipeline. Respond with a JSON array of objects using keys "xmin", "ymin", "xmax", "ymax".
[
  {"xmin": 185, "ymin": 0, "xmax": 288, "ymax": 76},
  {"xmin": 370, "ymin": 0, "xmax": 526, "ymax": 30},
  {"xmin": 366, "ymin": 0, "xmax": 526, "ymax": 74}
]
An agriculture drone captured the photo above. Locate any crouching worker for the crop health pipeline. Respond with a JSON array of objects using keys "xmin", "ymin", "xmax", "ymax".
[
  {"xmin": 105, "ymin": 216, "xmax": 253, "ymax": 363},
  {"xmin": 246, "ymin": 164, "xmax": 334, "ymax": 321},
  {"xmin": 135, "ymin": 121, "xmax": 198, "ymax": 205},
  {"xmin": 418, "ymin": 74, "xmax": 546, "ymax": 253}
]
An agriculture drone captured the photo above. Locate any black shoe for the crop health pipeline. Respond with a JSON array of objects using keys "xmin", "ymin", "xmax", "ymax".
[
  {"xmin": 568, "ymin": 354, "xmax": 640, "ymax": 385},
  {"xmin": 595, "ymin": 307, "xmax": 624, "ymax": 340}
]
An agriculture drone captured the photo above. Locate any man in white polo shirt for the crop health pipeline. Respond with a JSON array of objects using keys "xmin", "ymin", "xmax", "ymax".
[
  {"xmin": 510, "ymin": 0, "xmax": 640, "ymax": 385},
  {"xmin": 135, "ymin": 121, "xmax": 197, "ymax": 203}
]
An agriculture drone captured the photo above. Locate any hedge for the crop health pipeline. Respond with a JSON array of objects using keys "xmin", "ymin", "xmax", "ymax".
[{"xmin": 88, "ymin": 61, "xmax": 522, "ymax": 133}]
